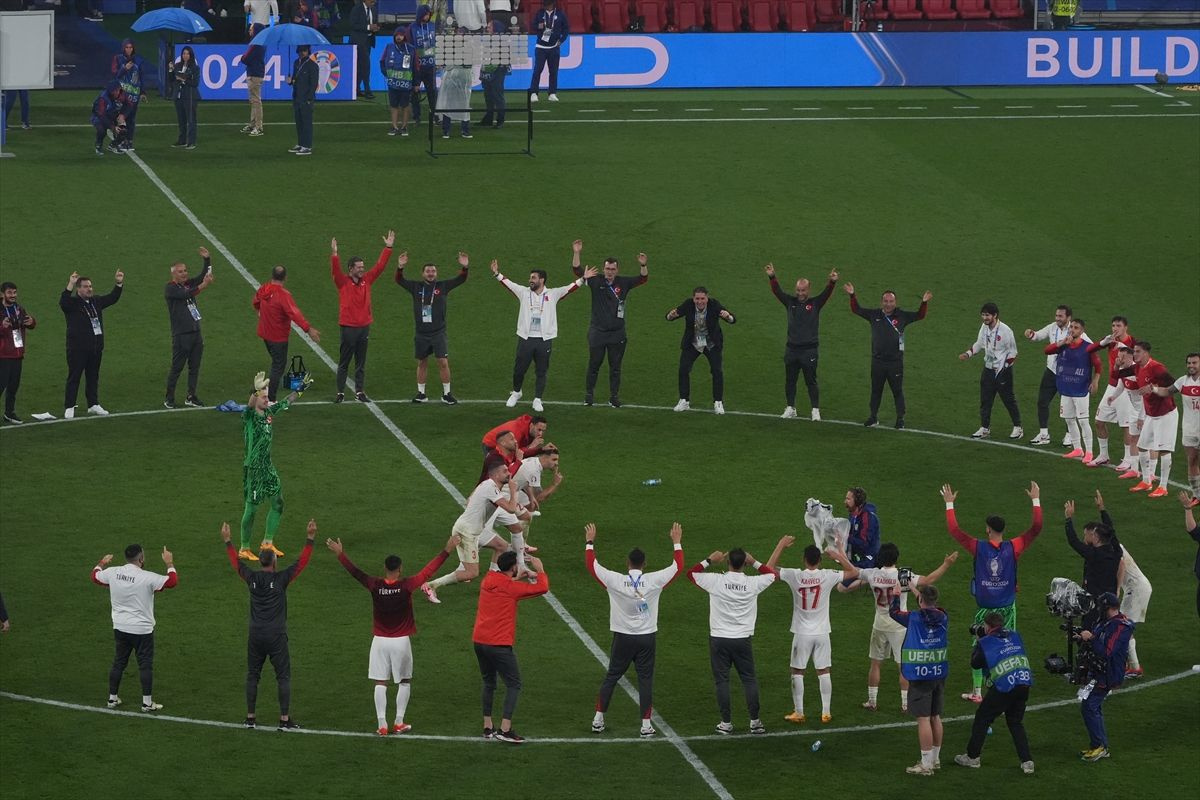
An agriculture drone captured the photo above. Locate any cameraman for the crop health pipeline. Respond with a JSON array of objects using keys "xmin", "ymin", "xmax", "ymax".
[
  {"xmin": 1076, "ymin": 592, "xmax": 1133, "ymax": 762},
  {"xmin": 953, "ymin": 612, "xmax": 1034, "ymax": 774},
  {"xmin": 1064, "ymin": 491, "xmax": 1123, "ymax": 628}
]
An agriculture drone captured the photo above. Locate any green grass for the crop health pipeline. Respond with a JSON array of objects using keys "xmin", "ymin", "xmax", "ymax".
[{"xmin": 0, "ymin": 86, "xmax": 1197, "ymax": 800}]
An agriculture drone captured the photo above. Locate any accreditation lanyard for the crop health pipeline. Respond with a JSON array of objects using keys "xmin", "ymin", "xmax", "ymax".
[
  {"xmin": 83, "ymin": 300, "xmax": 101, "ymax": 335},
  {"xmin": 607, "ymin": 281, "xmax": 625, "ymax": 319},
  {"xmin": 529, "ymin": 289, "xmax": 547, "ymax": 332},
  {"xmin": 983, "ymin": 324, "xmax": 1003, "ymax": 372},
  {"xmin": 421, "ymin": 282, "xmax": 436, "ymax": 323},
  {"xmin": 629, "ymin": 572, "xmax": 648, "ymax": 616},
  {"xmin": 4, "ymin": 305, "xmax": 22, "ymax": 348}
]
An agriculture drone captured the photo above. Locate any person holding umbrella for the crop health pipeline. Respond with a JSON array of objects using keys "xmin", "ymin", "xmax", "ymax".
[
  {"xmin": 170, "ymin": 46, "xmax": 201, "ymax": 150},
  {"xmin": 288, "ymin": 44, "xmax": 318, "ymax": 155}
]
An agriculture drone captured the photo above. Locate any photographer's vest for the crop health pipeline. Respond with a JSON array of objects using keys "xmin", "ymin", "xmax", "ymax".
[
  {"xmin": 980, "ymin": 631, "xmax": 1033, "ymax": 692},
  {"xmin": 972, "ymin": 540, "xmax": 1017, "ymax": 608},
  {"xmin": 900, "ymin": 609, "xmax": 949, "ymax": 682},
  {"xmin": 1051, "ymin": 0, "xmax": 1078, "ymax": 15},
  {"xmin": 1055, "ymin": 342, "xmax": 1092, "ymax": 397},
  {"xmin": 382, "ymin": 44, "xmax": 414, "ymax": 89}
]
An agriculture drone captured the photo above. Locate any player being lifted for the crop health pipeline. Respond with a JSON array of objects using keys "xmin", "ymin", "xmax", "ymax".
[{"xmin": 238, "ymin": 370, "xmax": 312, "ymax": 561}]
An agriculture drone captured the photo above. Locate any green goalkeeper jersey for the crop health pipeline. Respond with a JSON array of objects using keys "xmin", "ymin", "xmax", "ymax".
[{"xmin": 242, "ymin": 400, "xmax": 289, "ymax": 501}]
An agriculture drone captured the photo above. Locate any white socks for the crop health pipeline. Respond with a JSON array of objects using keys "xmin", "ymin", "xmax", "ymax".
[
  {"xmin": 374, "ymin": 684, "xmax": 387, "ymax": 726},
  {"xmin": 818, "ymin": 673, "xmax": 832, "ymax": 716},
  {"xmin": 1191, "ymin": 474, "xmax": 1200, "ymax": 497},
  {"xmin": 921, "ymin": 749, "xmax": 934, "ymax": 768},
  {"xmin": 1141, "ymin": 452, "xmax": 1157, "ymax": 484},
  {"xmin": 931, "ymin": 745, "xmax": 942, "ymax": 763},
  {"xmin": 1124, "ymin": 444, "xmax": 1136, "ymax": 465},
  {"xmin": 1097, "ymin": 437, "xmax": 1109, "ymax": 459},
  {"xmin": 442, "ymin": 382, "xmax": 451, "ymax": 395},
  {"xmin": 1066, "ymin": 417, "xmax": 1082, "ymax": 449},
  {"xmin": 142, "ymin": 694, "xmax": 153, "ymax": 706},
  {"xmin": 430, "ymin": 571, "xmax": 459, "ymax": 588},
  {"xmin": 395, "ymin": 683, "xmax": 411, "ymax": 725},
  {"xmin": 867, "ymin": 685, "xmax": 878, "ymax": 704},
  {"xmin": 1160, "ymin": 453, "xmax": 1173, "ymax": 487},
  {"xmin": 511, "ymin": 532, "xmax": 527, "ymax": 568},
  {"xmin": 1127, "ymin": 638, "xmax": 1140, "ymax": 670},
  {"xmin": 417, "ymin": 383, "xmax": 426, "ymax": 394},
  {"xmin": 792, "ymin": 675, "xmax": 804, "ymax": 715},
  {"xmin": 900, "ymin": 689, "xmax": 909, "ymax": 709},
  {"xmin": 1078, "ymin": 418, "xmax": 1093, "ymax": 454}
]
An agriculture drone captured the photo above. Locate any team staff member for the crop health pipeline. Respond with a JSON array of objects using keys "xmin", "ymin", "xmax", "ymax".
[
  {"xmin": 240, "ymin": 25, "xmax": 266, "ymax": 136},
  {"xmin": 494, "ymin": 259, "xmax": 592, "ymax": 413},
  {"xmin": 1064, "ymin": 492, "xmax": 1123, "ymax": 628},
  {"xmin": 396, "ymin": 252, "xmax": 468, "ymax": 404},
  {"xmin": 586, "ymin": 522, "xmax": 684, "ymax": 737},
  {"xmin": 942, "ymin": 482, "xmax": 1041, "ymax": 704},
  {"xmin": 667, "ymin": 287, "xmax": 736, "ymax": 416},
  {"xmin": 765, "ymin": 263, "xmax": 837, "ymax": 421},
  {"xmin": 91, "ymin": 543, "xmax": 178, "ymax": 713},
  {"xmin": 287, "ymin": 44, "xmax": 318, "ymax": 156},
  {"xmin": 61, "ymin": 270, "xmax": 123, "ymax": 419},
  {"xmin": 0, "ymin": 281, "xmax": 36, "ymax": 425},
  {"xmin": 482, "ymin": 414, "xmax": 547, "ymax": 458},
  {"xmin": 688, "ymin": 546, "xmax": 778, "ymax": 735},
  {"xmin": 1180, "ymin": 491, "xmax": 1200, "ymax": 617},
  {"xmin": 326, "ymin": 533, "xmax": 457, "ymax": 735},
  {"xmin": 1076, "ymin": 592, "xmax": 1133, "ymax": 761},
  {"xmin": 528, "ymin": 0, "xmax": 568, "ymax": 102},
  {"xmin": 845, "ymin": 487, "xmax": 880, "ymax": 571},
  {"xmin": 1024, "ymin": 304, "xmax": 1077, "ymax": 445},
  {"xmin": 889, "ymin": 583, "xmax": 949, "ymax": 776},
  {"xmin": 330, "ymin": 231, "xmax": 393, "ymax": 403},
  {"xmin": 959, "ymin": 302, "xmax": 1023, "ymax": 440},
  {"xmin": 349, "ymin": 0, "xmax": 379, "ymax": 99},
  {"xmin": 222, "ymin": 518, "xmax": 316, "ymax": 731},
  {"xmin": 473, "ymin": 549, "xmax": 549, "ymax": 743},
  {"xmin": 953, "ymin": 612, "xmax": 1034, "ymax": 775},
  {"xmin": 253, "ymin": 265, "xmax": 320, "ymax": 402},
  {"xmin": 164, "ymin": 247, "xmax": 213, "ymax": 409},
  {"xmin": 572, "ymin": 239, "xmax": 648, "ymax": 408},
  {"xmin": 844, "ymin": 282, "xmax": 931, "ymax": 429}
]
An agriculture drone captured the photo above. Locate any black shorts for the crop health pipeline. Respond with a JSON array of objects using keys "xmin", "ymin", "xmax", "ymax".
[
  {"xmin": 415, "ymin": 330, "xmax": 449, "ymax": 359},
  {"xmin": 388, "ymin": 88, "xmax": 412, "ymax": 108},
  {"xmin": 908, "ymin": 679, "xmax": 945, "ymax": 717}
]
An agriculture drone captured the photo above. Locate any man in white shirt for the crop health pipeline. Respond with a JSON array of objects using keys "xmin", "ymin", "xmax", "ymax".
[
  {"xmin": 765, "ymin": 536, "xmax": 858, "ymax": 724},
  {"xmin": 1117, "ymin": 545, "xmax": 1151, "ymax": 678},
  {"xmin": 493, "ymin": 259, "xmax": 595, "ymax": 413},
  {"xmin": 960, "ymin": 301, "xmax": 1022, "ymax": 440},
  {"xmin": 244, "ymin": 0, "xmax": 279, "ymax": 28},
  {"xmin": 1025, "ymin": 304, "xmax": 1078, "ymax": 446},
  {"xmin": 91, "ymin": 543, "xmax": 178, "ymax": 712},
  {"xmin": 839, "ymin": 543, "xmax": 957, "ymax": 712},
  {"xmin": 421, "ymin": 456, "xmax": 530, "ymax": 602},
  {"xmin": 586, "ymin": 521, "xmax": 684, "ymax": 737},
  {"xmin": 513, "ymin": 445, "xmax": 562, "ymax": 511},
  {"xmin": 688, "ymin": 544, "xmax": 778, "ymax": 734}
]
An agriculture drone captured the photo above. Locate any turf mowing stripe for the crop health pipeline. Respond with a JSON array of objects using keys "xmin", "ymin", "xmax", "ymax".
[
  {"xmin": 117, "ymin": 153, "xmax": 735, "ymax": 800},
  {"xmin": 5, "ymin": 667, "xmax": 1194, "ymax": 744}
]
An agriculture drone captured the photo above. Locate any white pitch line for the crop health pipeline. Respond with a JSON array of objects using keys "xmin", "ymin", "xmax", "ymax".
[
  {"xmin": 1005, "ymin": 105, "xmax": 1034, "ymax": 109},
  {"xmin": 119, "ymin": 152, "xmax": 733, "ymax": 800},
  {"xmin": 898, "ymin": 106, "xmax": 926, "ymax": 110},
  {"xmin": 953, "ymin": 105, "xmax": 980, "ymax": 109},
  {"xmin": 740, "ymin": 107, "xmax": 769, "ymax": 111},
  {"xmin": 1111, "ymin": 104, "xmax": 1139, "ymax": 108},
  {"xmin": 5, "ymin": 668, "xmax": 1194, "ymax": 744},
  {"xmin": 1057, "ymin": 105, "xmax": 1086, "ymax": 108},
  {"xmin": 847, "ymin": 106, "xmax": 874, "ymax": 110},
  {"xmin": 685, "ymin": 107, "xmax": 713, "ymax": 111},
  {"xmin": 631, "ymin": 108, "xmax": 660, "ymax": 112},
  {"xmin": 792, "ymin": 107, "xmax": 822, "ymax": 110},
  {"xmin": 577, "ymin": 109, "xmax": 606, "ymax": 113},
  {"xmin": 1135, "ymin": 83, "xmax": 1173, "ymax": 98}
]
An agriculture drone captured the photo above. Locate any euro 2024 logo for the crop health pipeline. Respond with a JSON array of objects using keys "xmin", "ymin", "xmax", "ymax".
[{"xmin": 313, "ymin": 50, "xmax": 341, "ymax": 94}]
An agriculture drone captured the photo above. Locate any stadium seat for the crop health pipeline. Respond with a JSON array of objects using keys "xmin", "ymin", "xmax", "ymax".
[
  {"xmin": 673, "ymin": 0, "xmax": 704, "ymax": 28},
  {"xmin": 888, "ymin": 0, "xmax": 922, "ymax": 19},
  {"xmin": 747, "ymin": 0, "xmax": 777, "ymax": 29},
  {"xmin": 921, "ymin": 0, "xmax": 957, "ymax": 19},
  {"xmin": 988, "ymin": 0, "xmax": 1022, "ymax": 17},
  {"xmin": 778, "ymin": 0, "xmax": 812, "ymax": 29},
  {"xmin": 710, "ymin": 0, "xmax": 739, "ymax": 29},
  {"xmin": 813, "ymin": 0, "xmax": 842, "ymax": 22},
  {"xmin": 596, "ymin": 0, "xmax": 630, "ymax": 29},
  {"xmin": 955, "ymin": 0, "xmax": 991, "ymax": 18},
  {"xmin": 635, "ymin": 0, "xmax": 667, "ymax": 30},
  {"xmin": 861, "ymin": 0, "xmax": 887, "ymax": 24},
  {"xmin": 562, "ymin": 0, "xmax": 594, "ymax": 31}
]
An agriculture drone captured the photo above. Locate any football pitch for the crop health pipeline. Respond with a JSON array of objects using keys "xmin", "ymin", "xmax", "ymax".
[{"xmin": 0, "ymin": 84, "xmax": 1198, "ymax": 799}]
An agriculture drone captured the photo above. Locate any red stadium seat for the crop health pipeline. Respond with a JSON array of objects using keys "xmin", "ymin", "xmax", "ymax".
[
  {"xmin": 955, "ymin": 0, "xmax": 991, "ymax": 18},
  {"xmin": 710, "ymin": 0, "xmax": 739, "ymax": 29},
  {"xmin": 921, "ymin": 0, "xmax": 957, "ymax": 19},
  {"xmin": 635, "ymin": 0, "xmax": 667, "ymax": 29},
  {"xmin": 596, "ymin": 0, "xmax": 629, "ymax": 29},
  {"xmin": 673, "ymin": 0, "xmax": 704, "ymax": 27},
  {"xmin": 988, "ymin": 0, "xmax": 1022, "ymax": 17},
  {"xmin": 888, "ymin": 0, "xmax": 922, "ymax": 19},
  {"xmin": 778, "ymin": 0, "xmax": 812, "ymax": 29},
  {"xmin": 562, "ymin": 0, "xmax": 593, "ymax": 31},
  {"xmin": 747, "ymin": 0, "xmax": 776, "ymax": 29},
  {"xmin": 813, "ymin": 0, "xmax": 842, "ymax": 22}
]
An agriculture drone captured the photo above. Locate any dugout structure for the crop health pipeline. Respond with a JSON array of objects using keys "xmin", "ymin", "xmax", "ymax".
[{"xmin": 427, "ymin": 32, "xmax": 533, "ymax": 158}]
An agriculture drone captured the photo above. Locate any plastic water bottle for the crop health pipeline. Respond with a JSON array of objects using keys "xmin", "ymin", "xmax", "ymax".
[
  {"xmin": 642, "ymin": 478, "xmax": 662, "ymax": 486},
  {"xmin": 811, "ymin": 740, "xmax": 822, "ymax": 752},
  {"xmin": 987, "ymin": 727, "xmax": 993, "ymax": 735}
]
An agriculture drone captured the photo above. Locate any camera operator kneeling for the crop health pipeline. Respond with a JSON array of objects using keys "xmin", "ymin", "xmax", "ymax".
[
  {"xmin": 1076, "ymin": 592, "xmax": 1134, "ymax": 762},
  {"xmin": 954, "ymin": 613, "xmax": 1034, "ymax": 774}
]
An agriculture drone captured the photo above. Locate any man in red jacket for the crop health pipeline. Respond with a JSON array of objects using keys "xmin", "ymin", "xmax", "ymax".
[
  {"xmin": 330, "ymin": 231, "xmax": 392, "ymax": 403},
  {"xmin": 0, "ymin": 281, "xmax": 37, "ymax": 425},
  {"xmin": 481, "ymin": 414, "xmax": 547, "ymax": 457},
  {"xmin": 254, "ymin": 266, "xmax": 321, "ymax": 401},
  {"xmin": 472, "ymin": 549, "xmax": 549, "ymax": 744}
]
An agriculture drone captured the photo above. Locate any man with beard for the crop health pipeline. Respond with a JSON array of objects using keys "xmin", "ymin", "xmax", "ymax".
[{"xmin": 765, "ymin": 263, "xmax": 837, "ymax": 421}]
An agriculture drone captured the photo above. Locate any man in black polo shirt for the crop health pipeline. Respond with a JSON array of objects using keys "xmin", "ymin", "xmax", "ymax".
[
  {"xmin": 571, "ymin": 239, "xmax": 648, "ymax": 408},
  {"xmin": 766, "ymin": 263, "xmax": 837, "ymax": 421},
  {"xmin": 395, "ymin": 251, "xmax": 468, "ymax": 405},
  {"xmin": 1064, "ymin": 491, "xmax": 1123, "ymax": 629},
  {"xmin": 164, "ymin": 246, "xmax": 213, "ymax": 409},
  {"xmin": 60, "ymin": 269, "xmax": 124, "ymax": 419},
  {"xmin": 844, "ymin": 282, "xmax": 931, "ymax": 429},
  {"xmin": 222, "ymin": 518, "xmax": 316, "ymax": 730}
]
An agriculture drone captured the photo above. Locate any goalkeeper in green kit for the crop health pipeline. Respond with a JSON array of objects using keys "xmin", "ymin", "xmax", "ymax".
[{"xmin": 238, "ymin": 370, "xmax": 312, "ymax": 561}]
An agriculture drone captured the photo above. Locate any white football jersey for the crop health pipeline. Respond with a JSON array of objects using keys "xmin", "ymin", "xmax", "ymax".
[
  {"xmin": 857, "ymin": 567, "xmax": 920, "ymax": 631},
  {"xmin": 780, "ymin": 567, "xmax": 845, "ymax": 636},
  {"xmin": 455, "ymin": 479, "xmax": 507, "ymax": 535}
]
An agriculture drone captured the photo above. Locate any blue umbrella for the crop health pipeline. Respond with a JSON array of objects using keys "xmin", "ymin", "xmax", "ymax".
[
  {"xmin": 131, "ymin": 8, "xmax": 213, "ymax": 34},
  {"xmin": 249, "ymin": 23, "xmax": 331, "ymax": 48}
]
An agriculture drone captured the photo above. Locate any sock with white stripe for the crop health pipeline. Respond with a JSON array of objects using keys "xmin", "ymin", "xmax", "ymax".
[
  {"xmin": 1125, "ymin": 444, "xmax": 1136, "ymax": 465},
  {"xmin": 791, "ymin": 675, "xmax": 804, "ymax": 715},
  {"xmin": 1159, "ymin": 453, "xmax": 1173, "ymax": 487},
  {"xmin": 1127, "ymin": 638, "xmax": 1140, "ymax": 670},
  {"xmin": 1098, "ymin": 437, "xmax": 1110, "ymax": 460},
  {"xmin": 1078, "ymin": 418, "xmax": 1093, "ymax": 455},
  {"xmin": 867, "ymin": 685, "xmax": 878, "ymax": 705},
  {"xmin": 374, "ymin": 684, "xmax": 387, "ymax": 727},
  {"xmin": 1143, "ymin": 454, "xmax": 1158, "ymax": 484},
  {"xmin": 395, "ymin": 682, "xmax": 411, "ymax": 725},
  {"xmin": 818, "ymin": 673, "xmax": 832, "ymax": 717}
]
